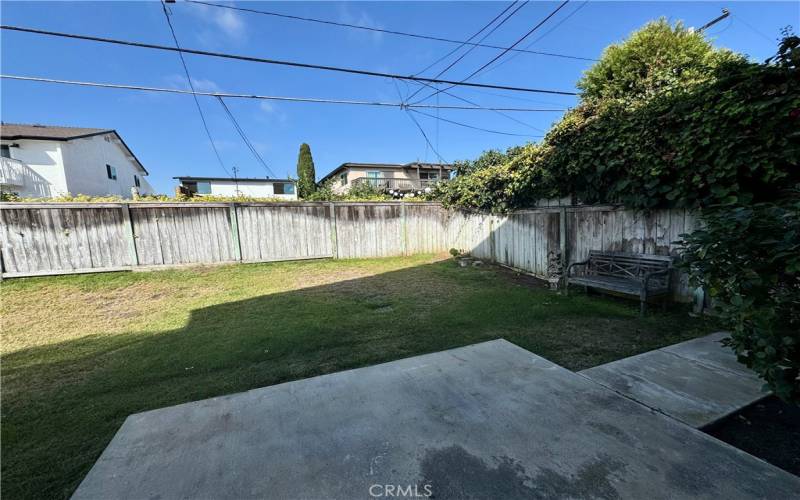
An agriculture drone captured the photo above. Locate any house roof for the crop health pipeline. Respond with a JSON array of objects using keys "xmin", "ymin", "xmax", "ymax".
[
  {"xmin": 318, "ymin": 162, "xmax": 454, "ymax": 184},
  {"xmin": 174, "ymin": 176, "xmax": 295, "ymax": 183},
  {"xmin": 0, "ymin": 122, "xmax": 148, "ymax": 175},
  {"xmin": 1, "ymin": 123, "xmax": 112, "ymax": 141}
]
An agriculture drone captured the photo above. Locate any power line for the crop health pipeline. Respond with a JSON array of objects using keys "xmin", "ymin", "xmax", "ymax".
[
  {"xmin": 413, "ymin": 1, "xmax": 520, "ymax": 77},
  {"xmin": 159, "ymin": 0, "xmax": 230, "ymax": 177},
  {"xmin": 404, "ymin": 110, "xmax": 448, "ymax": 164},
  {"xmin": 216, "ymin": 96, "xmax": 275, "ymax": 177},
  {"xmin": 413, "ymin": 0, "xmax": 572, "ymax": 105},
  {"xmin": 405, "ymin": 1, "xmax": 528, "ymax": 102},
  {"xmin": 186, "ymin": 0, "xmax": 596, "ymax": 62},
  {"xmin": 729, "ymin": 12, "xmax": 774, "ymax": 42},
  {"xmin": 473, "ymin": 0, "xmax": 590, "ymax": 80},
  {"xmin": 409, "ymin": 79, "xmax": 545, "ymax": 133},
  {"xmin": 0, "ymin": 24, "xmax": 578, "ymax": 96},
  {"xmin": 410, "ymin": 108, "xmax": 542, "ymax": 138},
  {"xmin": 0, "ymin": 74, "xmax": 566, "ymax": 112}
]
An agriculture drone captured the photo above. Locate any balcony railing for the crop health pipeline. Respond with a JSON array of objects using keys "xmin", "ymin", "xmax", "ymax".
[
  {"xmin": 0, "ymin": 157, "xmax": 27, "ymax": 187},
  {"xmin": 351, "ymin": 176, "xmax": 446, "ymax": 192}
]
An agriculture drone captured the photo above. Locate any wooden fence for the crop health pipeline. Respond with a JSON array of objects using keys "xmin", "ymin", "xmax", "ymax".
[{"xmin": 0, "ymin": 202, "xmax": 696, "ymax": 299}]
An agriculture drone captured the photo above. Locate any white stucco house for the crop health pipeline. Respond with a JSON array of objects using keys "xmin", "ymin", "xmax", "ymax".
[
  {"xmin": 0, "ymin": 123, "xmax": 153, "ymax": 198},
  {"xmin": 174, "ymin": 176, "xmax": 297, "ymax": 200}
]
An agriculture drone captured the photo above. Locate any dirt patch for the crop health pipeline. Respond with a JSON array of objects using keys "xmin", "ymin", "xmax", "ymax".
[
  {"xmin": 703, "ymin": 396, "xmax": 800, "ymax": 477},
  {"xmin": 491, "ymin": 264, "xmax": 552, "ymax": 290}
]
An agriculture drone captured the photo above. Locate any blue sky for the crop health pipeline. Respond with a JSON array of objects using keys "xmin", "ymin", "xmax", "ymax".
[{"xmin": 1, "ymin": 1, "xmax": 797, "ymax": 193}]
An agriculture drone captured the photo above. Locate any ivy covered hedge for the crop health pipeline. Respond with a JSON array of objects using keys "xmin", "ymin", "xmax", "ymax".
[
  {"xmin": 440, "ymin": 55, "xmax": 799, "ymax": 212},
  {"xmin": 439, "ymin": 22, "xmax": 800, "ymax": 402}
]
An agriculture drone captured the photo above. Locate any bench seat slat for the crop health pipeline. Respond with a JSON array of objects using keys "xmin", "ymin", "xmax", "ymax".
[{"xmin": 569, "ymin": 276, "xmax": 669, "ymax": 294}]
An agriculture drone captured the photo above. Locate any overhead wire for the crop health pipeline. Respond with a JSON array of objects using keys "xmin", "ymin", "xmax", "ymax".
[
  {"xmin": 404, "ymin": 109, "xmax": 448, "ymax": 164},
  {"xmin": 412, "ymin": 0, "xmax": 572, "ymax": 104},
  {"xmin": 409, "ymin": 108, "xmax": 541, "ymax": 137},
  {"xmin": 472, "ymin": 0, "xmax": 590, "ymax": 79},
  {"xmin": 405, "ymin": 1, "xmax": 528, "ymax": 102},
  {"xmin": 185, "ymin": 0, "xmax": 596, "ymax": 62},
  {"xmin": 0, "ymin": 25, "xmax": 578, "ymax": 96},
  {"xmin": 0, "ymin": 74, "xmax": 565, "ymax": 112},
  {"xmin": 413, "ymin": 1, "xmax": 521, "ymax": 78},
  {"xmin": 159, "ymin": 0, "xmax": 231, "ymax": 176},
  {"xmin": 215, "ymin": 96, "xmax": 275, "ymax": 177}
]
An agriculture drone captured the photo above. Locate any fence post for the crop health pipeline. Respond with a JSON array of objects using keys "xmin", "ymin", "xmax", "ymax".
[
  {"xmin": 559, "ymin": 206, "xmax": 567, "ymax": 288},
  {"xmin": 401, "ymin": 201, "xmax": 408, "ymax": 256},
  {"xmin": 120, "ymin": 203, "xmax": 139, "ymax": 267},
  {"xmin": 329, "ymin": 202, "xmax": 339, "ymax": 259},
  {"xmin": 488, "ymin": 216, "xmax": 496, "ymax": 262},
  {"xmin": 229, "ymin": 203, "xmax": 242, "ymax": 261}
]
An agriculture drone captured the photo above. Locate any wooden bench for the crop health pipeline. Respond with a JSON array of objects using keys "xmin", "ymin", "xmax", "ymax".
[{"xmin": 566, "ymin": 251, "xmax": 673, "ymax": 315}]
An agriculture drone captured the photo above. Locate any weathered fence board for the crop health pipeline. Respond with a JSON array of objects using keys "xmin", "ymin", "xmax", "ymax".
[
  {"xmin": 237, "ymin": 204, "xmax": 332, "ymax": 262},
  {"xmin": 0, "ymin": 202, "xmax": 698, "ymax": 300},
  {"xmin": 333, "ymin": 204, "xmax": 405, "ymax": 259},
  {"xmin": 0, "ymin": 206, "xmax": 130, "ymax": 275},
  {"xmin": 129, "ymin": 206, "xmax": 234, "ymax": 266}
]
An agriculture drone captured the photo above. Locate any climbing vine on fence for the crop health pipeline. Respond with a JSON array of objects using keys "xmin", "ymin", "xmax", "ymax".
[{"xmin": 438, "ymin": 23, "xmax": 800, "ymax": 402}]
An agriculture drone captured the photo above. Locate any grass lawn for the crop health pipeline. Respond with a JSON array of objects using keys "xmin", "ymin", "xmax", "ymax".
[{"xmin": 1, "ymin": 254, "xmax": 717, "ymax": 499}]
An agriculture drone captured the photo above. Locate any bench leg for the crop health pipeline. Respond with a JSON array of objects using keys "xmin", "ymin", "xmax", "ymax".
[{"xmin": 640, "ymin": 291, "xmax": 647, "ymax": 317}]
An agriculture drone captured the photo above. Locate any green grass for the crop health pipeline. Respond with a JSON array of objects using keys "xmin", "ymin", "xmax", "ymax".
[{"xmin": 1, "ymin": 254, "xmax": 716, "ymax": 499}]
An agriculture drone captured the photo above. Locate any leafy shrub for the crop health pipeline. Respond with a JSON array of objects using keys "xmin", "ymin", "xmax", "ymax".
[
  {"xmin": 578, "ymin": 18, "xmax": 742, "ymax": 103},
  {"xmin": 679, "ymin": 197, "xmax": 800, "ymax": 401}
]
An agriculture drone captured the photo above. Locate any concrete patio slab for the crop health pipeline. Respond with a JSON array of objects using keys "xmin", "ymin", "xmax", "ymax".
[
  {"xmin": 581, "ymin": 332, "xmax": 767, "ymax": 428},
  {"xmin": 73, "ymin": 339, "xmax": 797, "ymax": 500},
  {"xmin": 661, "ymin": 331, "xmax": 761, "ymax": 379}
]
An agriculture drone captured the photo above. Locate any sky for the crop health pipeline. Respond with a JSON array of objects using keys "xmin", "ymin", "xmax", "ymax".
[{"xmin": 1, "ymin": 1, "xmax": 797, "ymax": 194}]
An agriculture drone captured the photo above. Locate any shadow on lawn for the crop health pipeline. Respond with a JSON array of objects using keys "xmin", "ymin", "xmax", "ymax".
[{"xmin": 1, "ymin": 260, "xmax": 713, "ymax": 499}]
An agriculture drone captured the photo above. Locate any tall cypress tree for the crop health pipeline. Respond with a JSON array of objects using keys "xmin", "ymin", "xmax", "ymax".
[{"xmin": 296, "ymin": 143, "xmax": 316, "ymax": 198}]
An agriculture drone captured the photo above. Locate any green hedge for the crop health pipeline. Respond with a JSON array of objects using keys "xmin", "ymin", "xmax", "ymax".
[{"xmin": 439, "ymin": 59, "xmax": 800, "ymax": 212}]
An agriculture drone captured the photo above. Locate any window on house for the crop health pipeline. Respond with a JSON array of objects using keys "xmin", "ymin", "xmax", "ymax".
[
  {"xmin": 196, "ymin": 181, "xmax": 212, "ymax": 194},
  {"xmin": 1, "ymin": 145, "xmax": 10, "ymax": 158},
  {"xmin": 106, "ymin": 164, "xmax": 117, "ymax": 180},
  {"xmin": 339, "ymin": 172, "xmax": 347, "ymax": 185},
  {"xmin": 419, "ymin": 171, "xmax": 439, "ymax": 180},
  {"xmin": 134, "ymin": 175, "xmax": 141, "ymax": 188},
  {"xmin": 274, "ymin": 182, "xmax": 295, "ymax": 195}
]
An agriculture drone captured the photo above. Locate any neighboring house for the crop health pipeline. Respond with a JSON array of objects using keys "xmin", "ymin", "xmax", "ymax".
[
  {"xmin": 0, "ymin": 123, "xmax": 153, "ymax": 198},
  {"xmin": 318, "ymin": 162, "xmax": 454, "ymax": 194},
  {"xmin": 174, "ymin": 176, "xmax": 297, "ymax": 200}
]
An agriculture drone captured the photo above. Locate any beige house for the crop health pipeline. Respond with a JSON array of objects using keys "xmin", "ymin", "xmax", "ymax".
[{"xmin": 319, "ymin": 162, "xmax": 453, "ymax": 194}]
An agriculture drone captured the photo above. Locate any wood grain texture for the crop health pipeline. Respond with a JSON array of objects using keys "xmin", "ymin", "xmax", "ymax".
[{"xmin": 0, "ymin": 202, "xmax": 696, "ymax": 300}]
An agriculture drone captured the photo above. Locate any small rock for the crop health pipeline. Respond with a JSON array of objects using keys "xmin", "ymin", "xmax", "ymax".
[
  {"xmin": 458, "ymin": 260, "xmax": 469, "ymax": 268},
  {"xmin": 472, "ymin": 260, "xmax": 483, "ymax": 267}
]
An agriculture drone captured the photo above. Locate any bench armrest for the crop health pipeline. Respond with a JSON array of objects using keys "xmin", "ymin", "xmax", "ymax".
[
  {"xmin": 643, "ymin": 267, "xmax": 671, "ymax": 289},
  {"xmin": 566, "ymin": 260, "xmax": 589, "ymax": 277}
]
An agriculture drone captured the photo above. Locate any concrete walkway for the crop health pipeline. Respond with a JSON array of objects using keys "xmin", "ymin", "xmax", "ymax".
[
  {"xmin": 580, "ymin": 332, "xmax": 767, "ymax": 428},
  {"xmin": 73, "ymin": 339, "xmax": 798, "ymax": 499}
]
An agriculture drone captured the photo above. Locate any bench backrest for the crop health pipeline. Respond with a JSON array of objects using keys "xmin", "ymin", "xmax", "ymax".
[{"xmin": 587, "ymin": 251, "xmax": 672, "ymax": 281}]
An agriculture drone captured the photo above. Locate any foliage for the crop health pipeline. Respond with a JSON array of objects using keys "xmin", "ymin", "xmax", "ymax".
[
  {"xmin": 301, "ymin": 178, "xmax": 392, "ymax": 202},
  {"xmin": 439, "ymin": 28, "xmax": 800, "ymax": 213},
  {"xmin": 436, "ymin": 22, "xmax": 800, "ymax": 401},
  {"xmin": 678, "ymin": 196, "xmax": 800, "ymax": 402},
  {"xmin": 578, "ymin": 18, "xmax": 742, "ymax": 103},
  {"xmin": 0, "ymin": 193, "xmax": 291, "ymax": 203},
  {"xmin": 296, "ymin": 143, "xmax": 317, "ymax": 198},
  {"xmin": 450, "ymin": 146, "xmax": 523, "ymax": 176}
]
